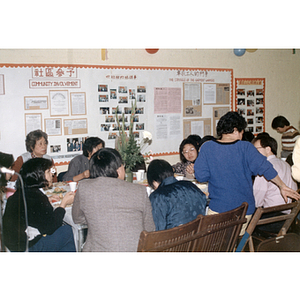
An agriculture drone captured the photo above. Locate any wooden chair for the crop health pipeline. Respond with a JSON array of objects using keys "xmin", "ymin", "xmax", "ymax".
[
  {"xmin": 137, "ymin": 202, "xmax": 248, "ymax": 252},
  {"xmin": 236, "ymin": 200, "xmax": 300, "ymax": 252}
]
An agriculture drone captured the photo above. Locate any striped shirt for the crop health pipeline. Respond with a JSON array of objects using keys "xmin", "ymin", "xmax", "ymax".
[{"xmin": 281, "ymin": 126, "xmax": 300, "ymax": 152}]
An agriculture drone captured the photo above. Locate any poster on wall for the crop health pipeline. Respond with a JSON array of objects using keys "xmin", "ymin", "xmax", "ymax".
[
  {"xmin": 25, "ymin": 113, "xmax": 42, "ymax": 135},
  {"xmin": 50, "ymin": 90, "xmax": 69, "ymax": 116},
  {"xmin": 63, "ymin": 118, "xmax": 88, "ymax": 135},
  {"xmin": 235, "ymin": 78, "xmax": 265, "ymax": 135},
  {"xmin": 183, "ymin": 83, "xmax": 202, "ymax": 117},
  {"xmin": 24, "ymin": 96, "xmax": 48, "ymax": 110},
  {"xmin": 70, "ymin": 92, "xmax": 86, "ymax": 115},
  {"xmin": 44, "ymin": 118, "xmax": 62, "ymax": 136}
]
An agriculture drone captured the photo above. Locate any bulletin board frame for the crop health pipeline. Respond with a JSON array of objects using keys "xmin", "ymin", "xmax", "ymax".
[{"xmin": 0, "ymin": 63, "xmax": 233, "ymax": 162}]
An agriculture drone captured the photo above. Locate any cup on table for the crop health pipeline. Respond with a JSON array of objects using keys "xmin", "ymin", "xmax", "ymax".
[
  {"xmin": 137, "ymin": 169, "xmax": 145, "ymax": 181},
  {"xmin": 69, "ymin": 181, "xmax": 77, "ymax": 192}
]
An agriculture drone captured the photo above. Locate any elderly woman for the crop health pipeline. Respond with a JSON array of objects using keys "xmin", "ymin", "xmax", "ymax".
[
  {"xmin": 172, "ymin": 137, "xmax": 200, "ymax": 179},
  {"xmin": 147, "ymin": 159, "xmax": 207, "ymax": 231},
  {"xmin": 9, "ymin": 130, "xmax": 57, "ymax": 182},
  {"xmin": 3, "ymin": 158, "xmax": 76, "ymax": 252},
  {"xmin": 72, "ymin": 148, "xmax": 155, "ymax": 251},
  {"xmin": 62, "ymin": 137, "xmax": 105, "ymax": 182}
]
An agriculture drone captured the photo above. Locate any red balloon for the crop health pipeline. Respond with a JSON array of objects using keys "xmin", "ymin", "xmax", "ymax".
[{"xmin": 145, "ymin": 49, "xmax": 159, "ymax": 54}]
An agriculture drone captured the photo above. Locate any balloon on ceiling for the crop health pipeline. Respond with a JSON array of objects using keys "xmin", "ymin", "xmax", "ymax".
[{"xmin": 233, "ymin": 49, "xmax": 246, "ymax": 56}]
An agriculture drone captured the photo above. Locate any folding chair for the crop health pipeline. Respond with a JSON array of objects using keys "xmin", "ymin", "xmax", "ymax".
[{"xmin": 236, "ymin": 200, "xmax": 300, "ymax": 252}]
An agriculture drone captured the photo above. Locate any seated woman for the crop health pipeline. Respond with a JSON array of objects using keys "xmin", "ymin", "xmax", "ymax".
[
  {"xmin": 172, "ymin": 137, "xmax": 200, "ymax": 179},
  {"xmin": 9, "ymin": 130, "xmax": 57, "ymax": 183},
  {"xmin": 62, "ymin": 137, "xmax": 105, "ymax": 182},
  {"xmin": 3, "ymin": 158, "xmax": 76, "ymax": 252},
  {"xmin": 147, "ymin": 159, "xmax": 207, "ymax": 231},
  {"xmin": 72, "ymin": 148, "xmax": 155, "ymax": 251}
]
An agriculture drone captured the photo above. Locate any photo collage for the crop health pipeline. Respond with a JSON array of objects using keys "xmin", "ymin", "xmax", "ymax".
[
  {"xmin": 99, "ymin": 84, "xmax": 146, "ymax": 140},
  {"xmin": 235, "ymin": 79, "xmax": 265, "ymax": 135}
]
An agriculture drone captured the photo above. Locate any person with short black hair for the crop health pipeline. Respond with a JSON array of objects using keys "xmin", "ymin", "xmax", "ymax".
[
  {"xmin": 62, "ymin": 137, "xmax": 105, "ymax": 182},
  {"xmin": 172, "ymin": 137, "xmax": 200, "ymax": 179},
  {"xmin": 3, "ymin": 158, "xmax": 76, "ymax": 252},
  {"xmin": 194, "ymin": 111, "xmax": 300, "ymax": 235},
  {"xmin": 72, "ymin": 148, "xmax": 155, "ymax": 251},
  {"xmin": 271, "ymin": 115, "xmax": 300, "ymax": 158},
  {"xmin": 147, "ymin": 159, "xmax": 206, "ymax": 231},
  {"xmin": 9, "ymin": 130, "xmax": 57, "ymax": 182}
]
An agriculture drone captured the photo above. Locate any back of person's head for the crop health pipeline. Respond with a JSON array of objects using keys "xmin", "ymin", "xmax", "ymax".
[
  {"xmin": 0, "ymin": 151, "xmax": 14, "ymax": 187},
  {"xmin": 216, "ymin": 111, "xmax": 247, "ymax": 137},
  {"xmin": 147, "ymin": 159, "xmax": 174, "ymax": 190},
  {"xmin": 252, "ymin": 132, "xmax": 278, "ymax": 155},
  {"xmin": 187, "ymin": 134, "xmax": 202, "ymax": 146},
  {"xmin": 89, "ymin": 148, "xmax": 122, "ymax": 179},
  {"xmin": 179, "ymin": 138, "xmax": 200, "ymax": 163},
  {"xmin": 271, "ymin": 115, "xmax": 290, "ymax": 129},
  {"xmin": 242, "ymin": 130, "xmax": 255, "ymax": 142},
  {"xmin": 83, "ymin": 137, "xmax": 105, "ymax": 157},
  {"xmin": 20, "ymin": 157, "xmax": 52, "ymax": 189},
  {"xmin": 198, "ymin": 135, "xmax": 216, "ymax": 148},
  {"xmin": 25, "ymin": 130, "xmax": 48, "ymax": 152}
]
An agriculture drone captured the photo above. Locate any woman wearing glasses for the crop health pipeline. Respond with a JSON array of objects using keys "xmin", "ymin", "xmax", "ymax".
[{"xmin": 172, "ymin": 137, "xmax": 200, "ymax": 179}]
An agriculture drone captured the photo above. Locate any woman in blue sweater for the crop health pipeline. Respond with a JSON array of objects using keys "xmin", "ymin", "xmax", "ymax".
[{"xmin": 194, "ymin": 111, "xmax": 300, "ymax": 233}]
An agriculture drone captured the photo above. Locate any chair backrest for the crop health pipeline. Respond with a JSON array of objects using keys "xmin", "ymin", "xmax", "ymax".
[
  {"xmin": 236, "ymin": 199, "xmax": 300, "ymax": 252},
  {"xmin": 137, "ymin": 202, "xmax": 248, "ymax": 252},
  {"xmin": 137, "ymin": 217, "xmax": 201, "ymax": 252},
  {"xmin": 193, "ymin": 202, "xmax": 248, "ymax": 252}
]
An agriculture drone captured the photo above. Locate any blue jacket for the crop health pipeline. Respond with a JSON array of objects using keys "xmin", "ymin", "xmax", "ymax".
[{"xmin": 149, "ymin": 176, "xmax": 207, "ymax": 231}]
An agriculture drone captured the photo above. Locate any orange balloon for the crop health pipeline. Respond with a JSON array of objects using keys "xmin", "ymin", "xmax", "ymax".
[{"xmin": 246, "ymin": 49, "xmax": 257, "ymax": 53}]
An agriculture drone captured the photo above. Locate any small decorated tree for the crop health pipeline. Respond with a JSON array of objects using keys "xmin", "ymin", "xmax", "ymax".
[{"xmin": 115, "ymin": 100, "xmax": 144, "ymax": 174}]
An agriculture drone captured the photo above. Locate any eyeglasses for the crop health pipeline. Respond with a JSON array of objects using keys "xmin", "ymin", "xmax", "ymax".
[{"xmin": 182, "ymin": 147, "xmax": 196, "ymax": 154}]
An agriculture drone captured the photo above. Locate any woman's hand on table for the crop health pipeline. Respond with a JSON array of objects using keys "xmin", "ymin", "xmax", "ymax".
[{"xmin": 59, "ymin": 191, "xmax": 75, "ymax": 209}]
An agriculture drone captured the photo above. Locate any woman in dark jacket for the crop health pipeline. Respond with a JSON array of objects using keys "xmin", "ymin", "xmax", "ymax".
[
  {"xmin": 3, "ymin": 158, "xmax": 76, "ymax": 252},
  {"xmin": 147, "ymin": 159, "xmax": 207, "ymax": 231}
]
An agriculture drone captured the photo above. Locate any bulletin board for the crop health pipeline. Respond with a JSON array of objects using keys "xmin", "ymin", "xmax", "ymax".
[
  {"xmin": 234, "ymin": 78, "xmax": 265, "ymax": 135},
  {"xmin": 0, "ymin": 64, "xmax": 233, "ymax": 164}
]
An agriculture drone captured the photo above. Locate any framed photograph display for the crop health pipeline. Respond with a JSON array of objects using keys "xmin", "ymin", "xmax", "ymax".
[
  {"xmin": 63, "ymin": 118, "xmax": 88, "ymax": 135},
  {"xmin": 24, "ymin": 96, "xmax": 48, "ymax": 110},
  {"xmin": 44, "ymin": 118, "xmax": 62, "ymax": 136},
  {"xmin": 70, "ymin": 92, "xmax": 86, "ymax": 115},
  {"xmin": 49, "ymin": 90, "xmax": 69, "ymax": 116},
  {"xmin": 235, "ymin": 78, "xmax": 265, "ymax": 135},
  {"xmin": 25, "ymin": 113, "xmax": 42, "ymax": 135}
]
